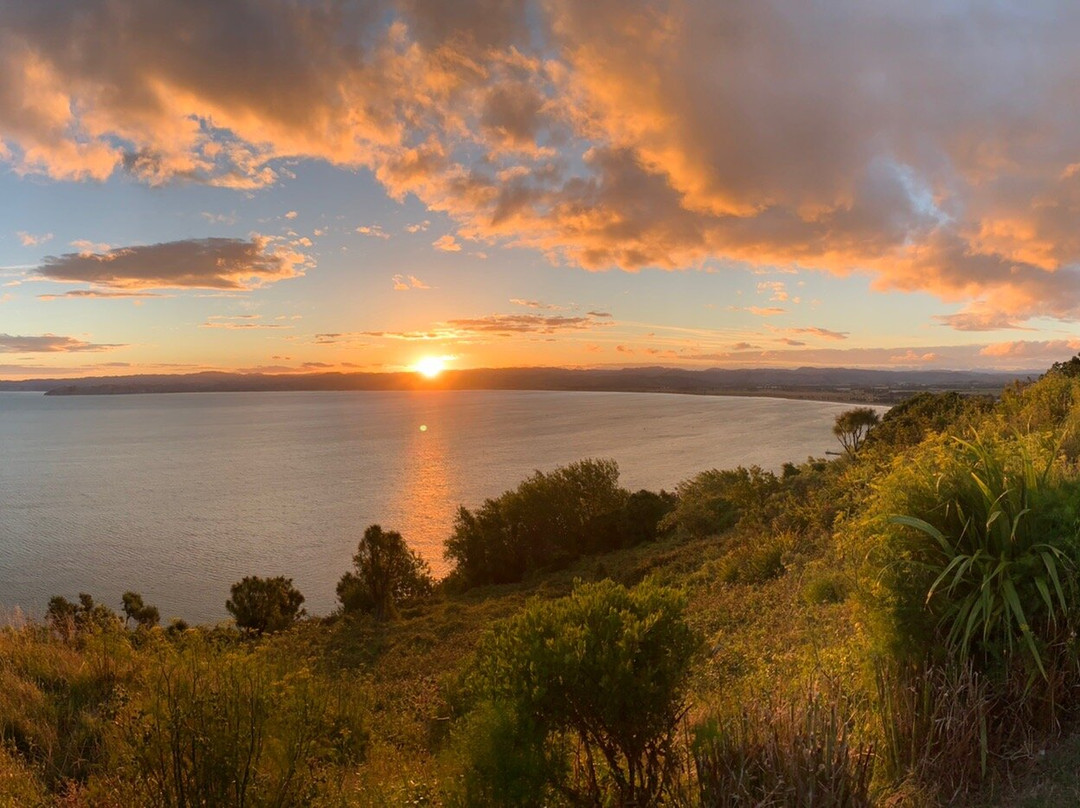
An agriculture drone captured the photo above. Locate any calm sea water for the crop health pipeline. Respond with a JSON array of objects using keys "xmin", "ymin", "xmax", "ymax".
[{"xmin": 0, "ymin": 390, "xmax": 881, "ymax": 623}]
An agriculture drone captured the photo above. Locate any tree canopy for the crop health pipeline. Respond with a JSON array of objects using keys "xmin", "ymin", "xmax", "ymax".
[
  {"xmin": 336, "ymin": 524, "xmax": 433, "ymax": 621},
  {"xmin": 225, "ymin": 576, "xmax": 305, "ymax": 634},
  {"xmin": 832, "ymin": 407, "xmax": 880, "ymax": 455}
]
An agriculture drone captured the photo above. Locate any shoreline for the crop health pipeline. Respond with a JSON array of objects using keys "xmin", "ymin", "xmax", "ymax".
[{"xmin": 23, "ymin": 384, "xmax": 990, "ymax": 407}]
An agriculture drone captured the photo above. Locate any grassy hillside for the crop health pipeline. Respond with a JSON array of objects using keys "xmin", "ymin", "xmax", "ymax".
[{"xmin": 6, "ymin": 364, "xmax": 1080, "ymax": 805}]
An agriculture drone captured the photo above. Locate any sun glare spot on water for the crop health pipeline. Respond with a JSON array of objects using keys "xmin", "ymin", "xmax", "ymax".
[{"xmin": 415, "ymin": 356, "xmax": 446, "ymax": 378}]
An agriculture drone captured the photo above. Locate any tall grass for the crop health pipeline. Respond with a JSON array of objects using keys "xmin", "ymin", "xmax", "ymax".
[
  {"xmin": 98, "ymin": 636, "xmax": 369, "ymax": 807},
  {"xmin": 692, "ymin": 689, "xmax": 873, "ymax": 808}
]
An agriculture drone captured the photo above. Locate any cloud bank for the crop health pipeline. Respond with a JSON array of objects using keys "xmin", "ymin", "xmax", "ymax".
[{"xmin": 5, "ymin": 1, "xmax": 1080, "ymax": 325}]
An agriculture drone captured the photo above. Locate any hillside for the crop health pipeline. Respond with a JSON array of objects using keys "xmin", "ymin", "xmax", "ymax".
[{"xmin": 6, "ymin": 369, "xmax": 1080, "ymax": 805}]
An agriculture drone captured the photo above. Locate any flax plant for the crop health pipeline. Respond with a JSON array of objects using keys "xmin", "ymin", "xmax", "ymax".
[{"xmin": 888, "ymin": 436, "xmax": 1079, "ymax": 680}]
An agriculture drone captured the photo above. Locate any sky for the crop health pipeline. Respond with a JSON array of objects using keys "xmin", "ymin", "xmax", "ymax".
[{"xmin": 3, "ymin": 0, "xmax": 1080, "ymax": 379}]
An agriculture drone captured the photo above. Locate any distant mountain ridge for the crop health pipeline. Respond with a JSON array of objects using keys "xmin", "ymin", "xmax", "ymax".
[{"xmin": 0, "ymin": 366, "xmax": 1035, "ymax": 402}]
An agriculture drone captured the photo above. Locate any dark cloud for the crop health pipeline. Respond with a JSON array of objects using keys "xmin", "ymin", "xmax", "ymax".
[
  {"xmin": 0, "ymin": 333, "xmax": 124, "ymax": 352},
  {"xmin": 36, "ymin": 238, "xmax": 307, "ymax": 291}
]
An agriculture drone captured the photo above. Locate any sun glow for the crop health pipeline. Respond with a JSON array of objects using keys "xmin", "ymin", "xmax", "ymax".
[{"xmin": 415, "ymin": 356, "xmax": 446, "ymax": 378}]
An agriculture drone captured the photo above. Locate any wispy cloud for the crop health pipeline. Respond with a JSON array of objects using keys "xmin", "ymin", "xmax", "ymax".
[
  {"xmin": 17, "ymin": 231, "xmax": 52, "ymax": 247},
  {"xmin": 731, "ymin": 306, "xmax": 786, "ymax": 317},
  {"xmin": 510, "ymin": 298, "xmax": 563, "ymax": 310},
  {"xmin": 785, "ymin": 326, "xmax": 850, "ymax": 341},
  {"xmin": 757, "ymin": 281, "xmax": 788, "ymax": 302},
  {"xmin": 200, "ymin": 314, "xmax": 290, "ymax": 330},
  {"xmin": 357, "ymin": 225, "xmax": 389, "ymax": 239},
  {"xmin": 392, "ymin": 274, "xmax": 430, "ymax": 291},
  {"xmin": 38, "ymin": 289, "xmax": 164, "ymax": 300}
]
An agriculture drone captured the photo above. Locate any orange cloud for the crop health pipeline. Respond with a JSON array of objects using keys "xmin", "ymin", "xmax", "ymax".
[
  {"xmin": 8, "ymin": 1, "xmax": 1080, "ymax": 327},
  {"xmin": 433, "ymin": 234, "xmax": 462, "ymax": 252}
]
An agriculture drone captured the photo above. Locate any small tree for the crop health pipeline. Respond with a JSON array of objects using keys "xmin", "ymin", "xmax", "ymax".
[
  {"xmin": 336, "ymin": 524, "xmax": 433, "ymax": 621},
  {"xmin": 46, "ymin": 593, "xmax": 119, "ymax": 638},
  {"xmin": 473, "ymin": 579, "xmax": 701, "ymax": 805},
  {"xmin": 833, "ymin": 407, "xmax": 880, "ymax": 456},
  {"xmin": 121, "ymin": 591, "xmax": 161, "ymax": 630},
  {"xmin": 226, "ymin": 576, "xmax": 305, "ymax": 635}
]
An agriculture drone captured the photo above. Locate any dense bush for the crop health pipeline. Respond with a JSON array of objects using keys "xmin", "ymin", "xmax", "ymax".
[
  {"xmin": 445, "ymin": 459, "xmax": 659, "ymax": 588},
  {"xmin": 226, "ymin": 576, "xmax": 306, "ymax": 635},
  {"xmin": 337, "ymin": 524, "xmax": 433, "ymax": 620},
  {"xmin": 660, "ymin": 466, "xmax": 781, "ymax": 539},
  {"xmin": 864, "ymin": 391, "xmax": 993, "ymax": 452},
  {"xmin": 469, "ymin": 579, "xmax": 700, "ymax": 806},
  {"xmin": 715, "ymin": 540, "xmax": 786, "ymax": 586},
  {"xmin": 446, "ymin": 700, "xmax": 564, "ymax": 807}
]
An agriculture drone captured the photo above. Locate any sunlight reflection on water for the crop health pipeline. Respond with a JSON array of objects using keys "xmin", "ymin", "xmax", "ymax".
[{"xmin": 0, "ymin": 390, "xmax": 883, "ymax": 622}]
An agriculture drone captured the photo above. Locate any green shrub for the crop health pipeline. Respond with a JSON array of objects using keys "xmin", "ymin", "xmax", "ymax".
[
  {"xmin": 337, "ymin": 524, "xmax": 433, "ymax": 620},
  {"xmin": 865, "ymin": 391, "xmax": 993, "ymax": 452},
  {"xmin": 470, "ymin": 579, "xmax": 700, "ymax": 806},
  {"xmin": 716, "ymin": 542, "xmax": 785, "ymax": 586},
  {"xmin": 616, "ymin": 488, "xmax": 677, "ymax": 547},
  {"xmin": 801, "ymin": 571, "xmax": 848, "ymax": 605},
  {"xmin": 446, "ymin": 700, "xmax": 564, "ymax": 808},
  {"xmin": 661, "ymin": 466, "xmax": 781, "ymax": 539},
  {"xmin": 444, "ymin": 459, "xmax": 629, "ymax": 587},
  {"xmin": 45, "ymin": 593, "xmax": 121, "ymax": 640},
  {"xmin": 693, "ymin": 690, "xmax": 873, "ymax": 808},
  {"xmin": 226, "ymin": 576, "xmax": 306, "ymax": 635}
]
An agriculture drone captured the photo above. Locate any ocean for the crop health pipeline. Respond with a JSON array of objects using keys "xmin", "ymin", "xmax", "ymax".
[{"xmin": 0, "ymin": 390, "xmax": 882, "ymax": 623}]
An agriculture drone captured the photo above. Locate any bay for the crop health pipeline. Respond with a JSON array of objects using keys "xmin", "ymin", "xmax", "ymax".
[{"xmin": 0, "ymin": 390, "xmax": 882, "ymax": 623}]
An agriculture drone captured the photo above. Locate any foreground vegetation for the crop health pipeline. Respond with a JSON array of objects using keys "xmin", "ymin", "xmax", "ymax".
[{"xmin": 9, "ymin": 361, "xmax": 1080, "ymax": 805}]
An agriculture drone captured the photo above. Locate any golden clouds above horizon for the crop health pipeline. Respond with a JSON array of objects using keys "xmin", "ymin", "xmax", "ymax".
[{"xmin": 4, "ymin": 0, "xmax": 1080, "ymax": 327}]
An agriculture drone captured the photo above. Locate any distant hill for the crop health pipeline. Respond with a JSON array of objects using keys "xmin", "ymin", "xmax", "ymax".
[{"xmin": 0, "ymin": 366, "xmax": 1035, "ymax": 403}]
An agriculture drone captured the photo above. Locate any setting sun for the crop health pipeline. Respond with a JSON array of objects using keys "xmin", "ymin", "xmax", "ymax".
[{"xmin": 415, "ymin": 356, "xmax": 446, "ymax": 378}]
